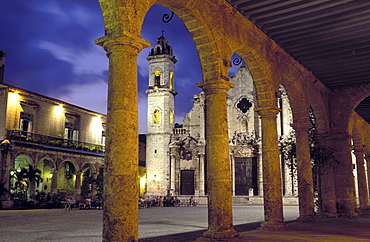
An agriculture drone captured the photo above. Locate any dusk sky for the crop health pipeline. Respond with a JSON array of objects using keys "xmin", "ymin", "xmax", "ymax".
[{"xmin": 1, "ymin": 1, "xmax": 239, "ymax": 133}]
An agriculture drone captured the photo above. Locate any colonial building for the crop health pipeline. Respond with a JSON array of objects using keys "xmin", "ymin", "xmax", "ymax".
[
  {"xmin": 0, "ymin": 50, "xmax": 147, "ymax": 208},
  {"xmin": 145, "ymin": 36, "xmax": 296, "ymax": 203},
  {"xmin": 0, "ymin": 83, "xmax": 106, "ymax": 208},
  {"xmin": 0, "ymin": 50, "xmax": 104, "ymax": 208}
]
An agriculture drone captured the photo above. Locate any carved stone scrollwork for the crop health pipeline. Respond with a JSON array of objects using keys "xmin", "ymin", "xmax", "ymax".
[{"xmin": 230, "ymin": 131, "xmax": 260, "ymax": 157}]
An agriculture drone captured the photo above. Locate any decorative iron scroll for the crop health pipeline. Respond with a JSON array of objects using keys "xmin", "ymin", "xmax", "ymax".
[
  {"xmin": 233, "ymin": 57, "xmax": 244, "ymax": 66},
  {"xmin": 162, "ymin": 11, "xmax": 174, "ymax": 23}
]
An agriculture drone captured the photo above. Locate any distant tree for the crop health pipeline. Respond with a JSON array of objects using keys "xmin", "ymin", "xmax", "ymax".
[
  {"xmin": 94, "ymin": 166, "xmax": 104, "ymax": 201},
  {"xmin": 11, "ymin": 165, "xmax": 42, "ymax": 197},
  {"xmin": 279, "ymin": 131, "xmax": 297, "ymax": 195}
]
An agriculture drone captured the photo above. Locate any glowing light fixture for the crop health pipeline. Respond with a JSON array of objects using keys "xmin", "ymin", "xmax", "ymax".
[
  {"xmin": 8, "ymin": 91, "xmax": 20, "ymax": 104},
  {"xmin": 54, "ymin": 103, "xmax": 64, "ymax": 115}
]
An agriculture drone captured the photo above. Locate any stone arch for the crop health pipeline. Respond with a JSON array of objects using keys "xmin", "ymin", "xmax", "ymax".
[
  {"xmin": 36, "ymin": 157, "xmax": 55, "ymax": 194},
  {"xmin": 350, "ymin": 121, "xmax": 364, "ymax": 152},
  {"xmin": 12, "ymin": 154, "xmax": 33, "ymax": 170},
  {"xmin": 36, "ymin": 156, "xmax": 56, "ymax": 169},
  {"xmin": 330, "ymin": 83, "xmax": 370, "ymax": 134},
  {"xmin": 231, "ymin": 47, "xmax": 277, "ymax": 109},
  {"xmin": 80, "ymin": 163, "xmax": 96, "ymax": 197},
  {"xmin": 97, "ymin": 0, "xmax": 330, "ymax": 238},
  {"xmin": 58, "ymin": 160, "xmax": 78, "ymax": 195}
]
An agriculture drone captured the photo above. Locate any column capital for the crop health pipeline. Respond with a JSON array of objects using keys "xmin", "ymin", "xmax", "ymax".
[
  {"xmin": 196, "ymin": 79, "xmax": 235, "ymax": 94},
  {"xmin": 255, "ymin": 106, "xmax": 281, "ymax": 118},
  {"xmin": 95, "ymin": 34, "xmax": 150, "ymax": 56}
]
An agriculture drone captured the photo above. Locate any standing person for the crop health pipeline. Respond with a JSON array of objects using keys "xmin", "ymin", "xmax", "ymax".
[
  {"xmin": 189, "ymin": 196, "xmax": 196, "ymax": 206},
  {"xmin": 158, "ymin": 196, "xmax": 163, "ymax": 207}
]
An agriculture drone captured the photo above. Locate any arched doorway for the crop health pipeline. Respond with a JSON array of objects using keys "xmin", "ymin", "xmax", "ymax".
[
  {"xmin": 58, "ymin": 161, "xmax": 77, "ymax": 195},
  {"xmin": 81, "ymin": 163, "xmax": 94, "ymax": 197},
  {"xmin": 37, "ymin": 158, "xmax": 55, "ymax": 195}
]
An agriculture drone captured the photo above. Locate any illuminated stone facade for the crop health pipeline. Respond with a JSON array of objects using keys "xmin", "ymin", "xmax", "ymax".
[
  {"xmin": 145, "ymin": 36, "xmax": 296, "ymax": 201},
  {"xmin": 0, "ymin": 83, "xmax": 106, "ymax": 208}
]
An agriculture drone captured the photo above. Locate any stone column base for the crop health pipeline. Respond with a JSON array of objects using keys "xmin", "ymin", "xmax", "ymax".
[
  {"xmin": 258, "ymin": 221, "xmax": 288, "ymax": 230},
  {"xmin": 296, "ymin": 214, "xmax": 318, "ymax": 223},
  {"xmin": 201, "ymin": 229, "xmax": 239, "ymax": 240}
]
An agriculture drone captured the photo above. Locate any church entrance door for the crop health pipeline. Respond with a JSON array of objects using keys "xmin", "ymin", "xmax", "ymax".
[
  {"xmin": 235, "ymin": 157, "xmax": 258, "ymax": 195},
  {"xmin": 180, "ymin": 170, "xmax": 195, "ymax": 195}
]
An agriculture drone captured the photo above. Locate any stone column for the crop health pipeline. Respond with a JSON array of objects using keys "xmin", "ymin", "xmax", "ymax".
[
  {"xmin": 230, "ymin": 155, "xmax": 235, "ymax": 196},
  {"xmin": 96, "ymin": 34, "xmax": 149, "ymax": 241},
  {"xmin": 316, "ymin": 135, "xmax": 337, "ymax": 217},
  {"xmin": 197, "ymin": 80, "xmax": 239, "ymax": 239},
  {"xmin": 91, "ymin": 173, "xmax": 97, "ymax": 196},
  {"xmin": 331, "ymin": 133, "xmax": 357, "ymax": 217},
  {"xmin": 293, "ymin": 123, "xmax": 315, "ymax": 221},
  {"xmin": 256, "ymin": 107, "xmax": 287, "ymax": 230},
  {"xmin": 258, "ymin": 148, "xmax": 263, "ymax": 196},
  {"xmin": 199, "ymin": 153, "xmax": 205, "ymax": 196},
  {"xmin": 51, "ymin": 170, "xmax": 58, "ymax": 195},
  {"xmin": 74, "ymin": 171, "xmax": 81, "ymax": 195},
  {"xmin": 354, "ymin": 149, "xmax": 369, "ymax": 209},
  {"xmin": 366, "ymin": 155, "xmax": 370, "ymax": 199},
  {"xmin": 170, "ymin": 153, "xmax": 176, "ymax": 194}
]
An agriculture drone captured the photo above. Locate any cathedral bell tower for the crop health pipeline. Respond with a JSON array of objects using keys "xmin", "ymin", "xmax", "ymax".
[{"xmin": 145, "ymin": 34, "xmax": 177, "ymax": 197}]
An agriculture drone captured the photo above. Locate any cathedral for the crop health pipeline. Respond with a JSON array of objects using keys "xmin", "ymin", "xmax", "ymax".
[{"xmin": 145, "ymin": 35, "xmax": 296, "ymax": 203}]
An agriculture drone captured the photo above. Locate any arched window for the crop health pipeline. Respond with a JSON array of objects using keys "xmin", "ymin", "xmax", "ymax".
[
  {"xmin": 154, "ymin": 70, "xmax": 161, "ymax": 87},
  {"xmin": 170, "ymin": 110, "xmax": 174, "ymax": 124},
  {"xmin": 154, "ymin": 109, "xmax": 160, "ymax": 124},
  {"xmin": 169, "ymin": 72, "xmax": 174, "ymax": 89}
]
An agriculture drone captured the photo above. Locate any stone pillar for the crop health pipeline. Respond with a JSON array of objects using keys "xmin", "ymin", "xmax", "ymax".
[
  {"xmin": 366, "ymin": 155, "xmax": 370, "ymax": 199},
  {"xmin": 316, "ymin": 135, "xmax": 337, "ymax": 217},
  {"xmin": 170, "ymin": 153, "xmax": 176, "ymax": 194},
  {"xmin": 256, "ymin": 107, "xmax": 287, "ymax": 230},
  {"xmin": 51, "ymin": 170, "xmax": 58, "ymax": 195},
  {"xmin": 293, "ymin": 123, "xmax": 315, "ymax": 221},
  {"xmin": 197, "ymin": 80, "xmax": 239, "ymax": 239},
  {"xmin": 0, "ymin": 145, "xmax": 11, "ymax": 191},
  {"xmin": 230, "ymin": 155, "xmax": 235, "ymax": 196},
  {"xmin": 75, "ymin": 171, "xmax": 81, "ymax": 195},
  {"xmin": 331, "ymin": 133, "xmax": 357, "ymax": 217},
  {"xmin": 354, "ymin": 149, "xmax": 369, "ymax": 209},
  {"xmin": 258, "ymin": 148, "xmax": 263, "ymax": 196},
  {"xmin": 91, "ymin": 173, "xmax": 97, "ymax": 196},
  {"xmin": 199, "ymin": 153, "xmax": 205, "ymax": 196},
  {"xmin": 96, "ymin": 34, "xmax": 149, "ymax": 241}
]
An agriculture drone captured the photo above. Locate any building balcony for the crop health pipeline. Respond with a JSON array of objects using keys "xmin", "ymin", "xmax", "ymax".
[{"xmin": 6, "ymin": 130, "xmax": 105, "ymax": 155}]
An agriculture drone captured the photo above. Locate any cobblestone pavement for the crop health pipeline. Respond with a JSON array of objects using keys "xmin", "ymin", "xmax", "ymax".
[
  {"xmin": 0, "ymin": 205, "xmax": 298, "ymax": 241},
  {"xmin": 1, "ymin": 205, "xmax": 370, "ymax": 241}
]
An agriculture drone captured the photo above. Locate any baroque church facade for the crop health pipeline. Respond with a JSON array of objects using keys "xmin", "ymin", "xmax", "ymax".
[{"xmin": 145, "ymin": 36, "xmax": 295, "ymax": 202}]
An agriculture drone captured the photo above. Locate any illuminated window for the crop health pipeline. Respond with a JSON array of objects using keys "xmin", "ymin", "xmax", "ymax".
[
  {"xmin": 20, "ymin": 112, "xmax": 33, "ymax": 134},
  {"xmin": 65, "ymin": 113, "xmax": 79, "ymax": 141},
  {"xmin": 169, "ymin": 72, "xmax": 174, "ymax": 89},
  {"xmin": 170, "ymin": 110, "xmax": 174, "ymax": 124},
  {"xmin": 154, "ymin": 109, "xmax": 160, "ymax": 124},
  {"xmin": 101, "ymin": 131, "xmax": 106, "ymax": 146},
  {"xmin": 154, "ymin": 70, "xmax": 161, "ymax": 87}
]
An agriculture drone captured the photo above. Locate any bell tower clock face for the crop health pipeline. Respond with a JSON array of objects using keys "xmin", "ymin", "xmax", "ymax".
[{"xmin": 237, "ymin": 98, "xmax": 252, "ymax": 113}]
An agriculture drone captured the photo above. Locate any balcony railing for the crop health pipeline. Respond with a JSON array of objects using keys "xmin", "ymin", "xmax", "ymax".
[{"xmin": 6, "ymin": 130, "xmax": 105, "ymax": 154}]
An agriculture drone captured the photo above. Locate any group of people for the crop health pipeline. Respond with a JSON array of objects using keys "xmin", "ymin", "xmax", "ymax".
[
  {"xmin": 138, "ymin": 195, "xmax": 196, "ymax": 208},
  {"xmin": 60, "ymin": 195, "xmax": 103, "ymax": 210},
  {"xmin": 26, "ymin": 191, "xmax": 103, "ymax": 210}
]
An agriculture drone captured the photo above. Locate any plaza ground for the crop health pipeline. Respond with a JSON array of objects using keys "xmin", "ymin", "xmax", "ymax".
[{"xmin": 0, "ymin": 205, "xmax": 369, "ymax": 241}]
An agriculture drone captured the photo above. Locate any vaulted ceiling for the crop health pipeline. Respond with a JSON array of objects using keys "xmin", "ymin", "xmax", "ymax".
[{"xmin": 226, "ymin": 0, "xmax": 370, "ymax": 123}]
